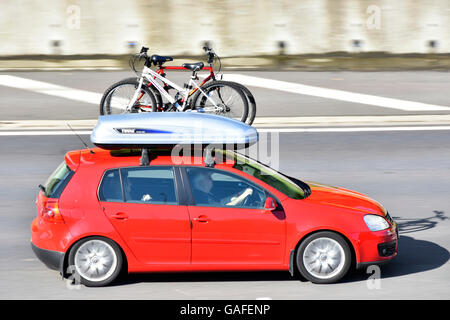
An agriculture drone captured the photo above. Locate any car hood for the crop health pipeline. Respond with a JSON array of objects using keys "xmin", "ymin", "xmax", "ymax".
[{"xmin": 304, "ymin": 181, "xmax": 386, "ymax": 216}]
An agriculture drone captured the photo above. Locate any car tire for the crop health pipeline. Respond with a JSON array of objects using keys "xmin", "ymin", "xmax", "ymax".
[
  {"xmin": 296, "ymin": 231, "xmax": 351, "ymax": 284},
  {"xmin": 68, "ymin": 237, "xmax": 123, "ymax": 287}
]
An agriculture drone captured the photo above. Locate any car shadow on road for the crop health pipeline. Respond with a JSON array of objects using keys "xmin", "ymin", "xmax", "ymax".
[
  {"xmin": 116, "ymin": 270, "xmax": 293, "ymax": 286},
  {"xmin": 113, "ymin": 210, "xmax": 449, "ymax": 286}
]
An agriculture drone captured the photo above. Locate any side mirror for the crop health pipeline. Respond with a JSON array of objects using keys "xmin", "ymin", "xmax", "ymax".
[{"xmin": 264, "ymin": 197, "xmax": 277, "ymax": 211}]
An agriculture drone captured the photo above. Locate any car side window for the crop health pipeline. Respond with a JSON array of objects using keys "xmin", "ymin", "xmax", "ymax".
[
  {"xmin": 98, "ymin": 169, "xmax": 123, "ymax": 202},
  {"xmin": 121, "ymin": 167, "xmax": 178, "ymax": 205},
  {"xmin": 185, "ymin": 167, "xmax": 266, "ymax": 209}
]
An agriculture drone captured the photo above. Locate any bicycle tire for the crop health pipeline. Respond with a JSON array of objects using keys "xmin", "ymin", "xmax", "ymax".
[
  {"xmin": 121, "ymin": 77, "xmax": 164, "ymax": 111},
  {"xmin": 100, "ymin": 78, "xmax": 157, "ymax": 115},
  {"xmin": 224, "ymin": 81, "xmax": 256, "ymax": 125},
  {"xmin": 191, "ymin": 80, "xmax": 248, "ymax": 122}
]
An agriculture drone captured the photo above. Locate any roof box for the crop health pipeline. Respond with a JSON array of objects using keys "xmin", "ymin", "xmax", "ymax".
[{"xmin": 90, "ymin": 113, "xmax": 258, "ymax": 150}]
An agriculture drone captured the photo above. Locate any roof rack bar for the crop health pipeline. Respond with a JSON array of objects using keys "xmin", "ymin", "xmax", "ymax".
[
  {"xmin": 140, "ymin": 148, "xmax": 150, "ymax": 166},
  {"xmin": 204, "ymin": 147, "xmax": 215, "ymax": 168}
]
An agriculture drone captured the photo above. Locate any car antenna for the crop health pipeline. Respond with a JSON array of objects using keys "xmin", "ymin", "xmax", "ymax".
[{"xmin": 66, "ymin": 123, "xmax": 95, "ymax": 154}]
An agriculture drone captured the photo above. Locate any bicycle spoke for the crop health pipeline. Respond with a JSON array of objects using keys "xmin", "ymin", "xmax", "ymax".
[
  {"xmin": 103, "ymin": 82, "xmax": 155, "ymax": 115},
  {"xmin": 193, "ymin": 83, "xmax": 247, "ymax": 122}
]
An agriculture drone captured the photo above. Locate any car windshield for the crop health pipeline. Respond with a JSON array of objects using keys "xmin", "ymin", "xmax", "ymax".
[{"xmin": 219, "ymin": 150, "xmax": 306, "ymax": 200}]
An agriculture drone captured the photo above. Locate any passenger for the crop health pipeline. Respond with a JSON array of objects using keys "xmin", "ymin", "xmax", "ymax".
[{"xmin": 123, "ymin": 171, "xmax": 152, "ymax": 202}]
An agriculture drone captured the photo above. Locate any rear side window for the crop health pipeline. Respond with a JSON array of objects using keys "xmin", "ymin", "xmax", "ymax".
[
  {"xmin": 43, "ymin": 161, "xmax": 74, "ymax": 198},
  {"xmin": 98, "ymin": 167, "xmax": 178, "ymax": 205},
  {"xmin": 98, "ymin": 169, "xmax": 123, "ymax": 202},
  {"xmin": 121, "ymin": 167, "xmax": 178, "ymax": 205}
]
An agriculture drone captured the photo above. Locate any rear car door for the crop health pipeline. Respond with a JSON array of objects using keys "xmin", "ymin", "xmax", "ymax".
[
  {"xmin": 99, "ymin": 166, "xmax": 191, "ymax": 265},
  {"xmin": 183, "ymin": 167, "xmax": 286, "ymax": 266}
]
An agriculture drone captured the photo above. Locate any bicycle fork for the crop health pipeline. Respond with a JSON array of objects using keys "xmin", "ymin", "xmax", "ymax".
[{"xmin": 126, "ymin": 76, "xmax": 145, "ymax": 112}]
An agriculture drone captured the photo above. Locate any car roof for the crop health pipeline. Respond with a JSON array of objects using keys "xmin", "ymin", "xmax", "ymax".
[{"xmin": 65, "ymin": 148, "xmax": 236, "ymax": 171}]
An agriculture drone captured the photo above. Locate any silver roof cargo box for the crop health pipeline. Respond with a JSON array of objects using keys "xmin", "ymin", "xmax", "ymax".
[{"xmin": 90, "ymin": 113, "xmax": 258, "ymax": 150}]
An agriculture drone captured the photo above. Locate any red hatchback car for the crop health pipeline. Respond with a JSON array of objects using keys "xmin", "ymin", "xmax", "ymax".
[{"xmin": 31, "ymin": 148, "xmax": 398, "ymax": 286}]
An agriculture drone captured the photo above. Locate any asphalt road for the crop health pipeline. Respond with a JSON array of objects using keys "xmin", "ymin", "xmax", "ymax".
[
  {"xmin": 0, "ymin": 71, "xmax": 449, "ymax": 299},
  {"xmin": 1, "ymin": 70, "xmax": 450, "ymax": 120}
]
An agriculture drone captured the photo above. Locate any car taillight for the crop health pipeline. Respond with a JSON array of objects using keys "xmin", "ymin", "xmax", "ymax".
[{"xmin": 41, "ymin": 198, "xmax": 65, "ymax": 223}]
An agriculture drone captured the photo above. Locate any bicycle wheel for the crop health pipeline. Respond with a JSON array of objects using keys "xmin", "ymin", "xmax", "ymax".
[
  {"xmin": 100, "ymin": 78, "xmax": 157, "ymax": 115},
  {"xmin": 225, "ymin": 81, "xmax": 256, "ymax": 125},
  {"xmin": 121, "ymin": 77, "xmax": 164, "ymax": 111},
  {"xmin": 191, "ymin": 80, "xmax": 248, "ymax": 122}
]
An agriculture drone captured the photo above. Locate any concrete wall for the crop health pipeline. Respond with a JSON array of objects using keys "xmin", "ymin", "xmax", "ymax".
[{"xmin": 0, "ymin": 0, "xmax": 448, "ymax": 56}]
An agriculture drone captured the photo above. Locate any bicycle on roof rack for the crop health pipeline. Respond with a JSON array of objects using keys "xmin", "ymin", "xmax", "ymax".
[{"xmin": 100, "ymin": 46, "xmax": 255, "ymax": 124}]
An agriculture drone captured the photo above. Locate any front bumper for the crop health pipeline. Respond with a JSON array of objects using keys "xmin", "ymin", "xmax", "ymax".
[
  {"xmin": 356, "ymin": 258, "xmax": 394, "ymax": 270},
  {"xmin": 31, "ymin": 241, "xmax": 64, "ymax": 272},
  {"xmin": 355, "ymin": 222, "xmax": 398, "ymax": 269}
]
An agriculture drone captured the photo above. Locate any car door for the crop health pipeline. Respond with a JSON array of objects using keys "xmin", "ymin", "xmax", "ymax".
[
  {"xmin": 183, "ymin": 166, "xmax": 286, "ymax": 267},
  {"xmin": 99, "ymin": 166, "xmax": 191, "ymax": 265}
]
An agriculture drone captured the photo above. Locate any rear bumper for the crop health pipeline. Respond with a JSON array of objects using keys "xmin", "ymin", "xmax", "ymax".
[{"xmin": 31, "ymin": 241, "xmax": 64, "ymax": 272}]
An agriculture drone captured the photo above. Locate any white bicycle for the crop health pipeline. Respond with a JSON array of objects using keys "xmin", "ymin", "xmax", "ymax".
[{"xmin": 100, "ymin": 47, "xmax": 249, "ymax": 122}]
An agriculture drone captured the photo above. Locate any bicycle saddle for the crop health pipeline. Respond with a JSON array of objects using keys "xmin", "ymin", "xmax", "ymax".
[
  {"xmin": 151, "ymin": 55, "xmax": 174, "ymax": 64},
  {"xmin": 182, "ymin": 62, "xmax": 204, "ymax": 72}
]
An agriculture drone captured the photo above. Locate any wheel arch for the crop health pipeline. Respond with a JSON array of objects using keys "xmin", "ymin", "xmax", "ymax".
[
  {"xmin": 60, "ymin": 235, "xmax": 128, "ymax": 278},
  {"xmin": 288, "ymin": 228, "xmax": 358, "ymax": 277}
]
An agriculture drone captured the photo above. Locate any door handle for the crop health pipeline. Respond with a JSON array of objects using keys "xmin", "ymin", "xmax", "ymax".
[
  {"xmin": 110, "ymin": 212, "xmax": 128, "ymax": 220},
  {"xmin": 193, "ymin": 215, "xmax": 210, "ymax": 223}
]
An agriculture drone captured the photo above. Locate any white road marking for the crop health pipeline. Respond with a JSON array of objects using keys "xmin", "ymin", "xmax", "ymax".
[
  {"xmin": 221, "ymin": 74, "xmax": 450, "ymax": 112},
  {"xmin": 257, "ymin": 126, "xmax": 450, "ymax": 133},
  {"xmin": 2, "ymin": 115, "xmax": 450, "ymax": 131},
  {"xmin": 2, "ymin": 126, "xmax": 450, "ymax": 136},
  {"xmin": 0, "ymin": 75, "xmax": 102, "ymax": 105},
  {"xmin": 253, "ymin": 114, "xmax": 450, "ymax": 127},
  {"xmin": 0, "ymin": 119, "xmax": 97, "ymax": 130},
  {"xmin": 2, "ymin": 74, "xmax": 450, "ymax": 113},
  {"xmin": 0, "ymin": 130, "xmax": 92, "ymax": 136}
]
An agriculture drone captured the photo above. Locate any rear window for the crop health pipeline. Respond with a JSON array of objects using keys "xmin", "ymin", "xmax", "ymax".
[{"xmin": 43, "ymin": 161, "xmax": 74, "ymax": 198}]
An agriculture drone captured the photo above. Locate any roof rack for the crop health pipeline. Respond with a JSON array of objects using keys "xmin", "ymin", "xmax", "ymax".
[
  {"xmin": 140, "ymin": 148, "xmax": 150, "ymax": 166},
  {"xmin": 204, "ymin": 147, "xmax": 215, "ymax": 168}
]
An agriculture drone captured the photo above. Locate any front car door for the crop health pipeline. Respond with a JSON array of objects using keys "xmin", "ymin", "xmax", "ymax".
[
  {"xmin": 99, "ymin": 166, "xmax": 191, "ymax": 266},
  {"xmin": 183, "ymin": 166, "xmax": 286, "ymax": 268}
]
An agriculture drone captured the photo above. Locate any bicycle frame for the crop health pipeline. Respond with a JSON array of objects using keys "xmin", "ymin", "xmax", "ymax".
[
  {"xmin": 158, "ymin": 65, "xmax": 216, "ymax": 99},
  {"xmin": 128, "ymin": 65, "xmax": 220, "ymax": 112}
]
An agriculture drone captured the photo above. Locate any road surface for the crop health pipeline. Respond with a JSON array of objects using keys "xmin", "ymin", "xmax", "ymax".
[{"xmin": 0, "ymin": 70, "xmax": 449, "ymax": 299}]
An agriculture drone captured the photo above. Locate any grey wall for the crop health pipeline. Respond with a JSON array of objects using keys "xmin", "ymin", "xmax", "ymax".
[{"xmin": 0, "ymin": 0, "xmax": 448, "ymax": 56}]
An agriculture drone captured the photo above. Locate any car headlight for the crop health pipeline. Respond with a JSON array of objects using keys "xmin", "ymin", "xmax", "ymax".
[{"xmin": 363, "ymin": 214, "xmax": 390, "ymax": 231}]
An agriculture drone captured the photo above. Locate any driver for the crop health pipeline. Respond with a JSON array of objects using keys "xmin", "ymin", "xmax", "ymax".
[
  {"xmin": 191, "ymin": 171, "xmax": 220, "ymax": 206},
  {"xmin": 191, "ymin": 170, "xmax": 253, "ymax": 207}
]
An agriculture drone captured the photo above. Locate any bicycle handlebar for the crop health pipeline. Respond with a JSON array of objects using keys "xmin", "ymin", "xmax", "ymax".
[
  {"xmin": 137, "ymin": 46, "xmax": 152, "ymax": 67},
  {"xmin": 203, "ymin": 46, "xmax": 215, "ymax": 64},
  {"xmin": 134, "ymin": 45, "xmax": 218, "ymax": 70}
]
